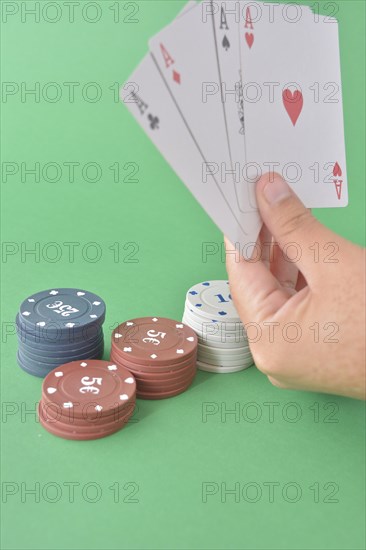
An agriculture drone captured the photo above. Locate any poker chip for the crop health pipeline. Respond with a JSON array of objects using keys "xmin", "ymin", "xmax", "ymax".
[
  {"xmin": 19, "ymin": 333, "xmax": 104, "ymax": 359},
  {"xmin": 196, "ymin": 361, "xmax": 252, "ymax": 374},
  {"xmin": 16, "ymin": 289, "xmax": 106, "ymax": 377},
  {"xmin": 135, "ymin": 378, "xmax": 196, "ymax": 400},
  {"xmin": 182, "ymin": 314, "xmax": 246, "ymax": 343},
  {"xmin": 110, "ymin": 317, "xmax": 198, "ymax": 399},
  {"xmin": 112, "ymin": 317, "xmax": 197, "ymax": 364},
  {"xmin": 18, "ymin": 340, "xmax": 104, "ymax": 374},
  {"xmin": 38, "ymin": 360, "xmax": 136, "ymax": 440},
  {"xmin": 137, "ymin": 370, "xmax": 196, "ymax": 391},
  {"xmin": 197, "ymin": 353, "xmax": 253, "ymax": 368},
  {"xmin": 16, "ymin": 316, "xmax": 103, "ymax": 347},
  {"xmin": 18, "ymin": 288, "xmax": 106, "ymax": 332},
  {"xmin": 38, "ymin": 405, "xmax": 134, "ymax": 440},
  {"xmin": 186, "ymin": 281, "xmax": 240, "ymax": 322},
  {"xmin": 110, "ymin": 349, "xmax": 196, "ymax": 374},
  {"xmin": 17, "ymin": 352, "xmax": 52, "ymax": 377},
  {"xmin": 198, "ymin": 341, "xmax": 251, "ymax": 358},
  {"xmin": 183, "ymin": 317, "xmax": 244, "ymax": 340},
  {"xmin": 183, "ymin": 281, "xmax": 254, "ymax": 373}
]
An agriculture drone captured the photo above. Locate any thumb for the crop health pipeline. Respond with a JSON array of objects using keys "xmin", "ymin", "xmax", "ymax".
[{"xmin": 256, "ymin": 173, "xmax": 333, "ymax": 283}]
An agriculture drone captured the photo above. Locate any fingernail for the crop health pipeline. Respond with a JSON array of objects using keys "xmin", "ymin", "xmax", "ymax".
[{"xmin": 263, "ymin": 176, "xmax": 291, "ymax": 204}]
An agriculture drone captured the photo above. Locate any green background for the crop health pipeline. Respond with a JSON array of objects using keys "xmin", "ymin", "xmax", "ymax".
[{"xmin": 1, "ymin": 1, "xmax": 365, "ymax": 549}]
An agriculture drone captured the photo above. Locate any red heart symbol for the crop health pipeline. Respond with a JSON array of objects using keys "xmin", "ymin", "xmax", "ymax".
[
  {"xmin": 245, "ymin": 33, "xmax": 254, "ymax": 49},
  {"xmin": 282, "ymin": 89, "xmax": 303, "ymax": 126},
  {"xmin": 333, "ymin": 162, "xmax": 342, "ymax": 177}
]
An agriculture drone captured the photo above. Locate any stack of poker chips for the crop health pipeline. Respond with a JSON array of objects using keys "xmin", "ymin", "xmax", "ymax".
[
  {"xmin": 16, "ymin": 288, "xmax": 106, "ymax": 377},
  {"xmin": 110, "ymin": 317, "xmax": 198, "ymax": 399},
  {"xmin": 182, "ymin": 281, "xmax": 254, "ymax": 373},
  {"xmin": 38, "ymin": 360, "xmax": 136, "ymax": 440}
]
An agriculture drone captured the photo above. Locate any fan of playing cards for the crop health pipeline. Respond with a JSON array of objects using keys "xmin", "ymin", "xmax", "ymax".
[{"xmin": 121, "ymin": 1, "xmax": 347, "ymax": 256}]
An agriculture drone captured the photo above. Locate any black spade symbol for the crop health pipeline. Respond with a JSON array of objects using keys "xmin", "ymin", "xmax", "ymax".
[{"xmin": 222, "ymin": 35, "xmax": 230, "ymax": 51}]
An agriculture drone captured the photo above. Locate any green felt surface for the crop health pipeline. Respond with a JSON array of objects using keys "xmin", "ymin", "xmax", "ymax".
[{"xmin": 1, "ymin": 1, "xmax": 365, "ymax": 549}]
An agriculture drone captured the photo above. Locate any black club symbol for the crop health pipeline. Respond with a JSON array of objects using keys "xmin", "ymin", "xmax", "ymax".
[{"xmin": 148, "ymin": 114, "xmax": 159, "ymax": 130}]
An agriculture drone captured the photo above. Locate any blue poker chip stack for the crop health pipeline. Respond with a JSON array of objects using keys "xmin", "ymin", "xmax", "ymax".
[{"xmin": 16, "ymin": 288, "xmax": 106, "ymax": 377}]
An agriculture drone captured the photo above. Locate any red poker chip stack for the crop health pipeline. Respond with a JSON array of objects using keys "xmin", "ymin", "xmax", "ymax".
[
  {"xmin": 38, "ymin": 360, "xmax": 136, "ymax": 440},
  {"xmin": 110, "ymin": 317, "xmax": 198, "ymax": 399}
]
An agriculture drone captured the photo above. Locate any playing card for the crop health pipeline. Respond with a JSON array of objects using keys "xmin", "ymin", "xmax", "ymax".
[
  {"xmin": 239, "ymin": 2, "xmax": 348, "ymax": 207},
  {"xmin": 148, "ymin": 3, "xmax": 262, "ymax": 240},
  {"xmin": 120, "ymin": 5, "xmax": 259, "ymax": 257},
  {"xmin": 211, "ymin": 0, "xmax": 257, "ymax": 214}
]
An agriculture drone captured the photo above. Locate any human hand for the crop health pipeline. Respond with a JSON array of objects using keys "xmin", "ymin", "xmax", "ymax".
[{"xmin": 226, "ymin": 173, "xmax": 365, "ymax": 400}]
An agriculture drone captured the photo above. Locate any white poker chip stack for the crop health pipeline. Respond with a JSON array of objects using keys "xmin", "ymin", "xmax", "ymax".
[{"xmin": 182, "ymin": 281, "xmax": 254, "ymax": 373}]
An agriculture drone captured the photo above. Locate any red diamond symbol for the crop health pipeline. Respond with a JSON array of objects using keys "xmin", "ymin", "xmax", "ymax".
[{"xmin": 173, "ymin": 70, "xmax": 181, "ymax": 84}]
